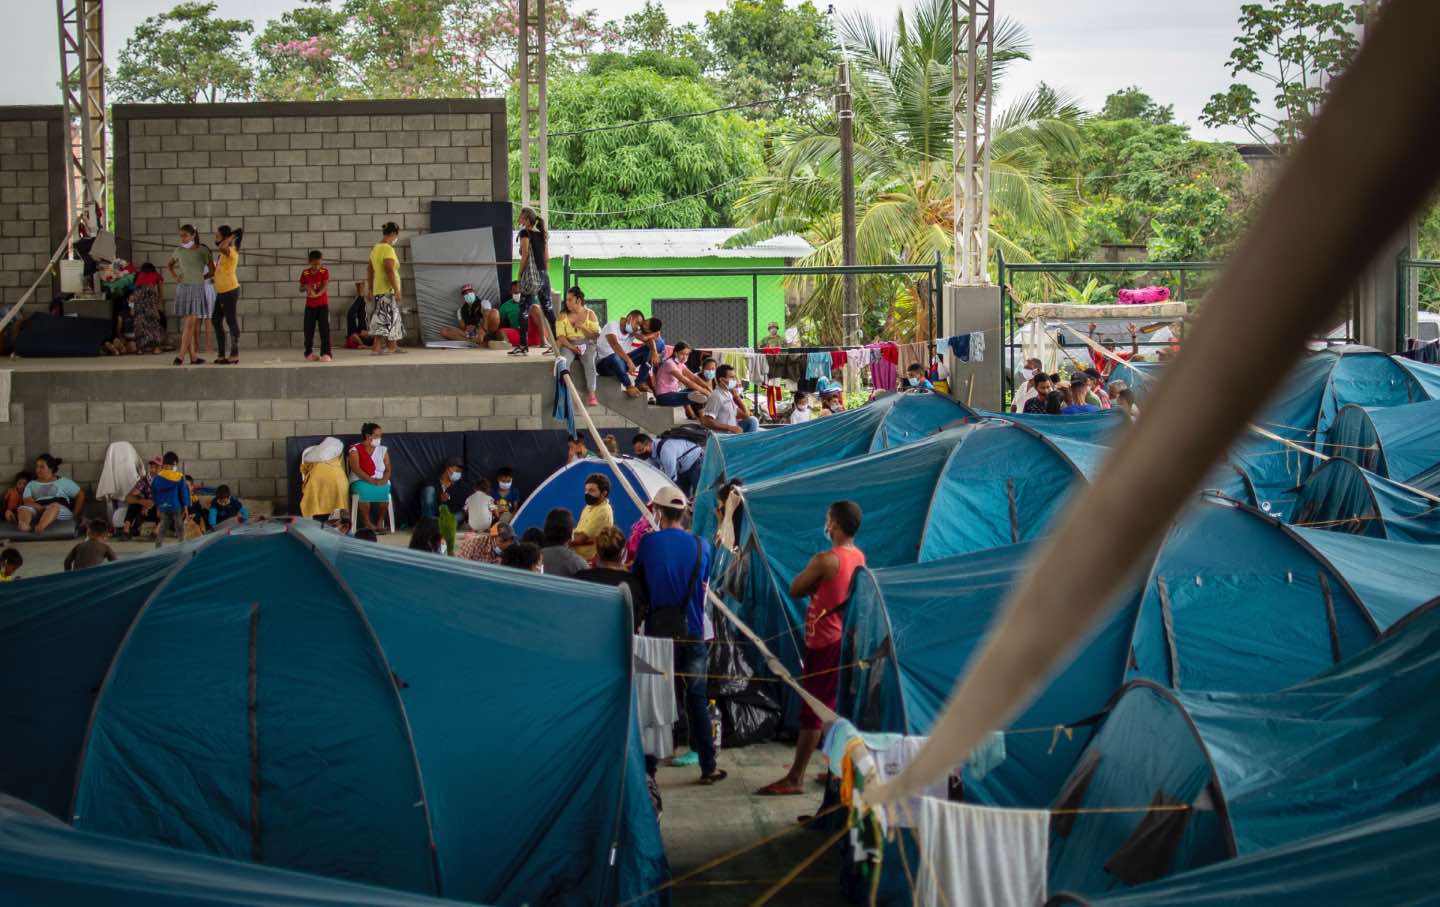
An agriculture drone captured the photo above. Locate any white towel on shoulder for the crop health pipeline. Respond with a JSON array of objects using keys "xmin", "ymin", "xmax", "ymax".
[
  {"xmin": 96, "ymin": 441, "xmax": 143, "ymax": 501},
  {"xmin": 916, "ymin": 797, "xmax": 1048, "ymax": 907}
]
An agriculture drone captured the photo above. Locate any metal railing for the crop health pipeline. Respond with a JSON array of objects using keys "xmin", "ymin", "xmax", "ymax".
[{"xmin": 562, "ymin": 256, "xmax": 946, "ymax": 349}]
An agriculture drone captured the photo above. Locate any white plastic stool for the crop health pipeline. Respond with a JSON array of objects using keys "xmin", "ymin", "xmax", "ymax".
[{"xmin": 350, "ymin": 492, "xmax": 397, "ymax": 535}]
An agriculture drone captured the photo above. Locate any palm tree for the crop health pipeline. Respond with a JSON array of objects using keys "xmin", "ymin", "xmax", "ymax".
[{"xmin": 731, "ymin": 0, "xmax": 1082, "ymax": 344}]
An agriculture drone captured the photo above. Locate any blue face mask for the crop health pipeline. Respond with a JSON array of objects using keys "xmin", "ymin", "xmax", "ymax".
[
  {"xmin": 463, "ymin": 292, "xmax": 476, "ymax": 304},
  {"xmin": 908, "ymin": 376, "xmax": 921, "ymax": 386},
  {"xmin": 702, "ymin": 369, "xmax": 716, "ymax": 380},
  {"xmin": 449, "ymin": 471, "xmax": 462, "ymax": 482}
]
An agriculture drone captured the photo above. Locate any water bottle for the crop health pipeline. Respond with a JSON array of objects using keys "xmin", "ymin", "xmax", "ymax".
[{"xmin": 708, "ymin": 699, "xmax": 723, "ymax": 754}]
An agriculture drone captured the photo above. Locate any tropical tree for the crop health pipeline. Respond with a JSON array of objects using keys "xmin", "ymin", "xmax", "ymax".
[
  {"xmin": 704, "ymin": 0, "xmax": 836, "ymax": 118},
  {"xmin": 1201, "ymin": 0, "xmax": 1358, "ymax": 147},
  {"xmin": 522, "ymin": 63, "xmax": 766, "ymax": 229},
  {"xmin": 729, "ymin": 0, "xmax": 1082, "ymax": 343},
  {"xmin": 113, "ymin": 2, "xmax": 255, "ymax": 103}
]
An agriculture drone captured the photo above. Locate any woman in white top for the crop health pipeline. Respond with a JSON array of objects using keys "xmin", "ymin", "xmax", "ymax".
[{"xmin": 346, "ymin": 421, "xmax": 393, "ymax": 533}]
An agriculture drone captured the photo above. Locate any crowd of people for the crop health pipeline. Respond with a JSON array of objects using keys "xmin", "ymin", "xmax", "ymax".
[{"xmin": 1012, "ymin": 358, "xmax": 1140, "ymax": 420}]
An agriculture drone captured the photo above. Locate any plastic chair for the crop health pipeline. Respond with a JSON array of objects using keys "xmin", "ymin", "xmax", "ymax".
[{"xmin": 350, "ymin": 492, "xmax": 397, "ymax": 535}]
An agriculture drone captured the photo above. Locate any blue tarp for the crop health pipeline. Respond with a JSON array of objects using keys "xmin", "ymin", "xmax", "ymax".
[
  {"xmin": 1053, "ymin": 803, "xmax": 1440, "ymax": 907},
  {"xmin": 510, "ymin": 456, "xmax": 673, "ymax": 539},
  {"xmin": 1049, "ymin": 593, "xmax": 1440, "ymax": 897},
  {"xmin": 1292, "ymin": 457, "xmax": 1440, "ymax": 544},
  {"xmin": 693, "ymin": 392, "xmax": 977, "ymax": 538},
  {"xmin": 0, "ymin": 521, "xmax": 668, "ymax": 906},
  {"xmin": 0, "ymin": 801, "xmax": 474, "ymax": 906}
]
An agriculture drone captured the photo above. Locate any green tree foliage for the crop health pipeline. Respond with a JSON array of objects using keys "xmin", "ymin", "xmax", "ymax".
[
  {"xmin": 731, "ymin": 0, "xmax": 1081, "ymax": 342},
  {"xmin": 1098, "ymin": 86, "xmax": 1173, "ymax": 124},
  {"xmin": 252, "ymin": 0, "xmax": 606, "ymax": 100},
  {"xmin": 600, "ymin": 0, "xmax": 710, "ymax": 71},
  {"xmin": 524, "ymin": 65, "xmax": 765, "ymax": 229},
  {"xmin": 1201, "ymin": 0, "xmax": 1358, "ymax": 146},
  {"xmin": 704, "ymin": 0, "xmax": 837, "ymax": 117},
  {"xmin": 112, "ymin": 2, "xmax": 254, "ymax": 103}
]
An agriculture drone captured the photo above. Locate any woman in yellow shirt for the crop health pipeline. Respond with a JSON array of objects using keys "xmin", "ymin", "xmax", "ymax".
[
  {"xmin": 555, "ymin": 286, "xmax": 601, "ymax": 406},
  {"xmin": 211, "ymin": 225, "xmax": 243, "ymax": 364}
]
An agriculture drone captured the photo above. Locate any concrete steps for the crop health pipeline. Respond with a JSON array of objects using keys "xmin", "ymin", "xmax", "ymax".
[{"xmin": 591, "ymin": 380, "xmax": 684, "ymax": 436}]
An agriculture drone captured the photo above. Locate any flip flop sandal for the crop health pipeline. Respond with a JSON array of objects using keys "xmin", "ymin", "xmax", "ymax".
[{"xmin": 698, "ymin": 769, "xmax": 729, "ymax": 786}]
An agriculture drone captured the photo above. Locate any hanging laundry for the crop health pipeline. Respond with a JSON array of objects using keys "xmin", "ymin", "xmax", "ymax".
[
  {"xmin": 830, "ymin": 350, "xmax": 848, "ymax": 370},
  {"xmin": 719, "ymin": 351, "xmax": 751, "ymax": 383},
  {"xmin": 916, "ymin": 797, "xmax": 1049, "ymax": 907},
  {"xmin": 880, "ymin": 342, "xmax": 900, "ymax": 365},
  {"xmin": 970, "ymin": 331, "xmax": 986, "ymax": 363},
  {"xmin": 747, "ymin": 351, "xmax": 770, "ymax": 383},
  {"xmin": 897, "ymin": 342, "xmax": 928, "ymax": 376},
  {"xmin": 552, "ymin": 362, "xmax": 575, "ymax": 436},
  {"xmin": 633, "ymin": 635, "xmax": 677, "ymax": 759},
  {"xmin": 766, "ymin": 353, "xmax": 808, "ymax": 384},
  {"xmin": 805, "ymin": 351, "xmax": 833, "ymax": 380},
  {"xmin": 948, "ymin": 334, "xmax": 971, "ymax": 362},
  {"xmin": 871, "ymin": 354, "xmax": 897, "ymax": 391}
]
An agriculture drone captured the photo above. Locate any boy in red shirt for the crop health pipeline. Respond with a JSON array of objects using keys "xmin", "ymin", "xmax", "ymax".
[{"xmin": 299, "ymin": 250, "xmax": 332, "ymax": 362}]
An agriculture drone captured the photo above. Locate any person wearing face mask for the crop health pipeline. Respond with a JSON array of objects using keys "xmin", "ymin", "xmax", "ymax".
[
  {"xmin": 596, "ymin": 309, "xmax": 652, "ymax": 399},
  {"xmin": 903, "ymin": 362, "xmax": 935, "ymax": 391},
  {"xmin": 166, "ymin": 224, "xmax": 210, "ymax": 366},
  {"xmin": 421, "ymin": 457, "xmax": 469, "ymax": 519},
  {"xmin": 440, "ymin": 283, "xmax": 500, "ymax": 344},
  {"xmin": 498, "ymin": 280, "xmax": 523, "ymax": 336},
  {"xmin": 570, "ymin": 472, "xmax": 614, "ymax": 562},
  {"xmin": 493, "ymin": 466, "xmax": 518, "ymax": 523},
  {"xmin": 699, "ymin": 364, "xmax": 760, "ymax": 434},
  {"xmin": 347, "ymin": 422, "xmax": 394, "ymax": 533},
  {"xmin": 756, "ymin": 499, "xmax": 866, "ymax": 797}
]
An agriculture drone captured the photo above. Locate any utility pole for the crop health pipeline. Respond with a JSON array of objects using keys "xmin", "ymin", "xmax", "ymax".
[
  {"xmin": 517, "ymin": 0, "xmax": 548, "ymax": 222},
  {"xmin": 953, "ymin": 0, "xmax": 993, "ymax": 286},
  {"xmin": 837, "ymin": 56, "xmax": 859, "ymax": 346},
  {"xmin": 56, "ymin": 0, "xmax": 107, "ymax": 241}
]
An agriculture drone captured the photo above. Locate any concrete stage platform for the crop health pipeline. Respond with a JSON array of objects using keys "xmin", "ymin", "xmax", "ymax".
[{"xmin": 5, "ymin": 346, "xmax": 675, "ymax": 507}]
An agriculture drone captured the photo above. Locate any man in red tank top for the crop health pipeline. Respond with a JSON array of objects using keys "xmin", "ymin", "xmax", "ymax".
[{"xmin": 756, "ymin": 500, "xmax": 866, "ymax": 796}]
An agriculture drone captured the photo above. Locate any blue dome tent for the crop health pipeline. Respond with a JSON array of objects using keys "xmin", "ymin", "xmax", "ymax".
[
  {"xmin": 510, "ymin": 456, "xmax": 673, "ymax": 539},
  {"xmin": 0, "ymin": 799, "xmax": 476, "ymax": 907},
  {"xmin": 1126, "ymin": 498, "xmax": 1438, "ymax": 693},
  {"xmin": 0, "ymin": 521, "xmax": 667, "ymax": 906},
  {"xmin": 719, "ymin": 421, "xmax": 1106, "ymax": 673},
  {"xmin": 1046, "ymin": 594, "xmax": 1440, "ymax": 899},
  {"xmin": 1291, "ymin": 457, "xmax": 1440, "ymax": 544},
  {"xmin": 1324, "ymin": 398, "xmax": 1440, "ymax": 488},
  {"xmin": 1050, "ymin": 803, "xmax": 1440, "ymax": 907},
  {"xmin": 840, "ymin": 543, "xmax": 1138, "ymax": 809},
  {"xmin": 1394, "ymin": 354, "xmax": 1440, "ymax": 398},
  {"xmin": 692, "ymin": 392, "xmax": 977, "ymax": 538}
]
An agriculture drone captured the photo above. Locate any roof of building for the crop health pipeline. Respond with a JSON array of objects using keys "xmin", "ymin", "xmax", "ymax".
[{"xmin": 540, "ymin": 228, "xmax": 813, "ymax": 261}]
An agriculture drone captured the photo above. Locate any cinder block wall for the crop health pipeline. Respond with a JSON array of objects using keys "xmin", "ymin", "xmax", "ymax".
[
  {"xmin": 6, "ymin": 360, "xmax": 645, "ymax": 508},
  {"xmin": 113, "ymin": 99, "xmax": 508, "ymax": 351},
  {"xmin": 0, "ymin": 106, "xmax": 66, "ymax": 313}
]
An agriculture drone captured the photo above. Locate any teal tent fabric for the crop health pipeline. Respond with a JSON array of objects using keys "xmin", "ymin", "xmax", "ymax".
[
  {"xmin": 1393, "ymin": 354, "xmax": 1440, "ymax": 398},
  {"xmin": 840, "ymin": 544, "xmax": 1137, "ymax": 807},
  {"xmin": 693, "ymin": 392, "xmax": 976, "ymax": 539},
  {"xmin": 1292, "ymin": 457, "xmax": 1440, "ymax": 544},
  {"xmin": 0, "ymin": 522, "xmax": 668, "ymax": 906},
  {"xmin": 1049, "ymin": 593, "xmax": 1440, "ymax": 898},
  {"xmin": 1126, "ymin": 500, "xmax": 1396, "ymax": 694},
  {"xmin": 722, "ymin": 423, "xmax": 1103, "ymax": 674},
  {"xmin": 1325, "ymin": 399, "xmax": 1440, "ymax": 484},
  {"xmin": 1052, "ymin": 804, "xmax": 1440, "ymax": 907},
  {"xmin": 0, "ymin": 801, "xmax": 474, "ymax": 907}
]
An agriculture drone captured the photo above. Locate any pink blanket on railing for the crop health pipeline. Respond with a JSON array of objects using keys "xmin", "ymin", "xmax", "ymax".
[{"xmin": 1117, "ymin": 286, "xmax": 1171, "ymax": 304}]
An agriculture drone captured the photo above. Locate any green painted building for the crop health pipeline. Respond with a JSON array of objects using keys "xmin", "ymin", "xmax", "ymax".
[{"xmin": 546, "ymin": 229, "xmax": 812, "ymax": 349}]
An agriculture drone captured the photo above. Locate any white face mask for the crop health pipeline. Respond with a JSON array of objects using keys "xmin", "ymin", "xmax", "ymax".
[
  {"xmin": 369, "ymin": 438, "xmax": 381, "ymax": 449},
  {"xmin": 180, "ymin": 239, "xmax": 195, "ymax": 249},
  {"xmin": 512, "ymin": 294, "xmax": 521, "ymax": 303},
  {"xmin": 438, "ymin": 541, "xmax": 448, "ymax": 556},
  {"xmin": 498, "ymin": 481, "xmax": 512, "ymax": 491},
  {"xmin": 726, "ymin": 378, "xmax": 738, "ymax": 390},
  {"xmin": 449, "ymin": 471, "xmax": 462, "ymax": 482},
  {"xmin": 463, "ymin": 292, "xmax": 476, "ymax": 304}
]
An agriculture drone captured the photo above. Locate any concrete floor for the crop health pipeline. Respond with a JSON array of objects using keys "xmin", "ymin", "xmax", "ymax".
[{"xmin": 11, "ymin": 535, "xmax": 847, "ymax": 906}]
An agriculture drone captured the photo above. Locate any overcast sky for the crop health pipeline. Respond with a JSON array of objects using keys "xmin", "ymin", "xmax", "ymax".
[{"xmin": 11, "ymin": 0, "xmax": 1258, "ymax": 140}]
